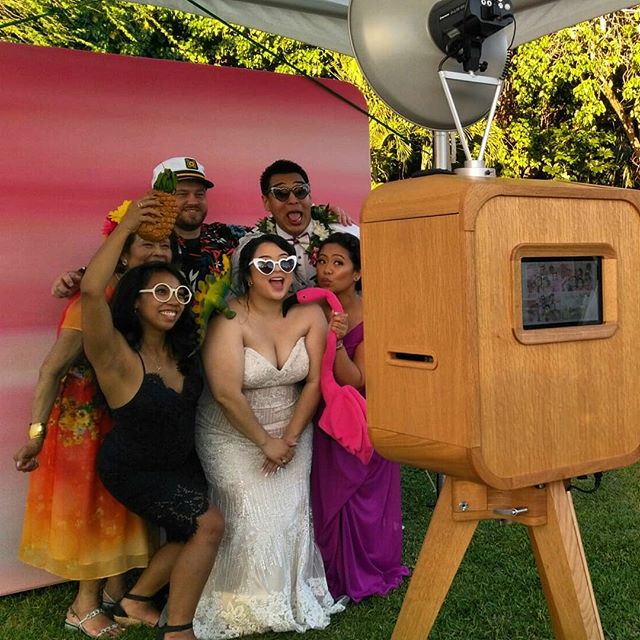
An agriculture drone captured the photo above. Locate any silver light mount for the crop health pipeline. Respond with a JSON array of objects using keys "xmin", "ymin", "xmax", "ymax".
[
  {"xmin": 440, "ymin": 69, "xmax": 504, "ymax": 177},
  {"xmin": 430, "ymin": 0, "xmax": 513, "ymax": 176}
]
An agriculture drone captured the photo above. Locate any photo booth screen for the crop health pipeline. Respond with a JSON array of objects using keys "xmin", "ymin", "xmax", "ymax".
[{"xmin": 521, "ymin": 257, "xmax": 603, "ymax": 329}]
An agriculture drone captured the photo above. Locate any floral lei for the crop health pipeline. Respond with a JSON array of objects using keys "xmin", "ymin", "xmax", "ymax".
[
  {"xmin": 101, "ymin": 199, "xmax": 131, "ymax": 236},
  {"xmin": 255, "ymin": 204, "xmax": 338, "ymax": 266}
]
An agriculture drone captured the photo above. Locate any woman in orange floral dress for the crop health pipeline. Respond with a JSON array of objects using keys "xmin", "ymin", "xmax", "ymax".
[{"xmin": 13, "ymin": 200, "xmax": 175, "ymax": 638}]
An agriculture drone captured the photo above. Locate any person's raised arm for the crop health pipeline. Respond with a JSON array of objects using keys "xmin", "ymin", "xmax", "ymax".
[
  {"xmin": 202, "ymin": 311, "xmax": 290, "ymax": 470},
  {"xmin": 334, "ymin": 339, "xmax": 365, "ymax": 389},
  {"xmin": 80, "ymin": 198, "xmax": 161, "ymax": 397},
  {"xmin": 328, "ymin": 312, "xmax": 365, "ymax": 389}
]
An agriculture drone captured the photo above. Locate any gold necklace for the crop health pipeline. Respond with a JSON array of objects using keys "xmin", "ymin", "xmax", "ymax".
[{"xmin": 140, "ymin": 348, "xmax": 162, "ymax": 374}]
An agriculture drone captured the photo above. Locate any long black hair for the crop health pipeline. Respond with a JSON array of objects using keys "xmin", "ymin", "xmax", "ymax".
[
  {"xmin": 111, "ymin": 261, "xmax": 198, "ymax": 372},
  {"xmin": 236, "ymin": 233, "xmax": 297, "ymax": 296},
  {"xmin": 318, "ymin": 232, "xmax": 362, "ymax": 292}
]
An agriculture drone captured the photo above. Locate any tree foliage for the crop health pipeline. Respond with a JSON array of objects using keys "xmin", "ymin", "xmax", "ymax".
[
  {"xmin": 486, "ymin": 10, "xmax": 640, "ymax": 187},
  {"xmin": 0, "ymin": 0, "xmax": 429, "ymax": 185},
  {"xmin": 1, "ymin": 1, "xmax": 639, "ymax": 187}
]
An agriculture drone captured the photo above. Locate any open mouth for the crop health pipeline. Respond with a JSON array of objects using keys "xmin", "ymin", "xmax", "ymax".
[
  {"xmin": 269, "ymin": 277, "xmax": 286, "ymax": 291},
  {"xmin": 287, "ymin": 212, "xmax": 303, "ymax": 226}
]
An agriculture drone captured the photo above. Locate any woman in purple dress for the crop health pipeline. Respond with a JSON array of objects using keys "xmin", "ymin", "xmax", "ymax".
[{"xmin": 312, "ymin": 232, "xmax": 409, "ymax": 602}]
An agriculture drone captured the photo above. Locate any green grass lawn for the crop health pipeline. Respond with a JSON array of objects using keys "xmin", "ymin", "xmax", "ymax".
[{"xmin": 1, "ymin": 464, "xmax": 639, "ymax": 640}]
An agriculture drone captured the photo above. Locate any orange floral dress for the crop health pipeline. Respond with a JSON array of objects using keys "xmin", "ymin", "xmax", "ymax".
[{"xmin": 19, "ymin": 294, "xmax": 154, "ymax": 580}]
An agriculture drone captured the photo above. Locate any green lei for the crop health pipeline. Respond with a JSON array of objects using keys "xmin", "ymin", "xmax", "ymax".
[{"xmin": 254, "ymin": 205, "xmax": 338, "ymax": 266}]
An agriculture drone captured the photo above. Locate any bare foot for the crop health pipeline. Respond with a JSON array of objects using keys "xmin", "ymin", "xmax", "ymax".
[{"xmin": 104, "ymin": 575, "xmax": 127, "ymax": 604}]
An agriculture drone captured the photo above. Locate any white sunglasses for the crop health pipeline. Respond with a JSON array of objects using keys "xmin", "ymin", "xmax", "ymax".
[
  {"xmin": 138, "ymin": 282, "xmax": 193, "ymax": 305},
  {"xmin": 249, "ymin": 256, "xmax": 298, "ymax": 275}
]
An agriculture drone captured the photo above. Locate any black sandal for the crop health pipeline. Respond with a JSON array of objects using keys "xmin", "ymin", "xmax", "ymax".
[
  {"xmin": 156, "ymin": 622, "xmax": 193, "ymax": 639},
  {"xmin": 112, "ymin": 592, "xmax": 158, "ymax": 628}
]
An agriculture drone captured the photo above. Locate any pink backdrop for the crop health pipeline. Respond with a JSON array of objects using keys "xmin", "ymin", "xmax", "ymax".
[{"xmin": 0, "ymin": 41, "xmax": 371, "ymax": 595}]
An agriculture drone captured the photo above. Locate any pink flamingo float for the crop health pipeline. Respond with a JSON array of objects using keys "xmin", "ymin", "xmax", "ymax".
[{"xmin": 296, "ymin": 287, "xmax": 373, "ymax": 464}]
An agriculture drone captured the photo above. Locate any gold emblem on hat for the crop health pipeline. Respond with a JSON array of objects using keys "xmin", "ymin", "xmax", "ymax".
[{"xmin": 185, "ymin": 158, "xmax": 198, "ymax": 169}]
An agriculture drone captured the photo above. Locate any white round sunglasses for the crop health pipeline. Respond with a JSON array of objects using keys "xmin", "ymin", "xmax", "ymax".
[{"xmin": 138, "ymin": 282, "xmax": 193, "ymax": 305}]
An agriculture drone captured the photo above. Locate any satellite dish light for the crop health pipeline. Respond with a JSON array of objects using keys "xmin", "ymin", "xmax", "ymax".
[{"xmin": 349, "ymin": 0, "xmax": 515, "ymax": 174}]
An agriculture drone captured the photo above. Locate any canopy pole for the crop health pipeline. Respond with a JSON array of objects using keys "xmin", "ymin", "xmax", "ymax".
[{"xmin": 432, "ymin": 130, "xmax": 451, "ymax": 171}]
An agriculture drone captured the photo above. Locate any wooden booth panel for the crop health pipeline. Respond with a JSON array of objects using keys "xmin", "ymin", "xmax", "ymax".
[
  {"xmin": 473, "ymin": 196, "xmax": 640, "ymax": 487},
  {"xmin": 362, "ymin": 175, "xmax": 640, "ymax": 489},
  {"xmin": 363, "ymin": 213, "xmax": 480, "ymax": 476}
]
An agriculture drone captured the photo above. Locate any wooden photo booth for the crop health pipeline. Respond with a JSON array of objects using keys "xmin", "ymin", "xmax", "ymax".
[{"xmin": 361, "ymin": 175, "xmax": 640, "ymax": 639}]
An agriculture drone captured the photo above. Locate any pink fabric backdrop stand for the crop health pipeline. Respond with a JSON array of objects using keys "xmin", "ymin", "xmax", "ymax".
[{"xmin": 0, "ymin": 41, "xmax": 370, "ymax": 595}]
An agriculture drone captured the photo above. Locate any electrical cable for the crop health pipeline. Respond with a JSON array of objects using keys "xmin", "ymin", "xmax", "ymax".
[
  {"xmin": 568, "ymin": 472, "xmax": 603, "ymax": 494},
  {"xmin": 182, "ymin": 0, "xmax": 412, "ymax": 143},
  {"xmin": 1, "ymin": 0, "xmax": 413, "ymax": 144},
  {"xmin": 0, "ymin": 4, "xmax": 72, "ymax": 29}
]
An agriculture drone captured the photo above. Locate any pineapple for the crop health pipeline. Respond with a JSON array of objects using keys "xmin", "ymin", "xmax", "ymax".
[{"xmin": 137, "ymin": 168, "xmax": 179, "ymax": 242}]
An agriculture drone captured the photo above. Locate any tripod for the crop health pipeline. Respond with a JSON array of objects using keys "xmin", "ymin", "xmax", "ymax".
[{"xmin": 392, "ymin": 477, "xmax": 603, "ymax": 640}]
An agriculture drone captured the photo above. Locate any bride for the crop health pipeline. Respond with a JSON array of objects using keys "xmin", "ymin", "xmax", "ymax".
[{"xmin": 194, "ymin": 234, "xmax": 342, "ymax": 639}]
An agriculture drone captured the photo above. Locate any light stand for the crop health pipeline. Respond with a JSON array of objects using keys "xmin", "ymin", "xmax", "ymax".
[{"xmin": 439, "ymin": 69, "xmax": 504, "ymax": 177}]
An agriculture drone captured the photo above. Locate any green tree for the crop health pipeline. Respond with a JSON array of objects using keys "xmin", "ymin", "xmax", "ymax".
[
  {"xmin": 478, "ymin": 10, "xmax": 640, "ymax": 187},
  {"xmin": 2, "ymin": 2, "xmax": 639, "ymax": 187},
  {"xmin": 0, "ymin": 0, "xmax": 428, "ymax": 185}
]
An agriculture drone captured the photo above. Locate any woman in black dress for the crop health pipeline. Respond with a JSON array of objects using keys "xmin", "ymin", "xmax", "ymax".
[{"xmin": 81, "ymin": 197, "xmax": 224, "ymax": 640}]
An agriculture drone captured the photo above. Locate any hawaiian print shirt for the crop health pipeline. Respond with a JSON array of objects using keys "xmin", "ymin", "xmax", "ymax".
[{"xmin": 178, "ymin": 221, "xmax": 250, "ymax": 291}]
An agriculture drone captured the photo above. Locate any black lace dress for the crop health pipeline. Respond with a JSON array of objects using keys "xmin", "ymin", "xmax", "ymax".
[{"xmin": 97, "ymin": 356, "xmax": 208, "ymax": 542}]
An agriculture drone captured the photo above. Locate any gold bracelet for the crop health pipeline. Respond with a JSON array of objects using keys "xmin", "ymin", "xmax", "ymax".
[{"xmin": 28, "ymin": 422, "xmax": 46, "ymax": 440}]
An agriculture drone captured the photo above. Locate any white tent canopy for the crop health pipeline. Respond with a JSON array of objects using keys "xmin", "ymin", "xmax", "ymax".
[{"xmin": 135, "ymin": 0, "xmax": 638, "ymax": 55}]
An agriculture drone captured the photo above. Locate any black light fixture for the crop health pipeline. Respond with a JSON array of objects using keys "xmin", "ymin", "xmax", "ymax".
[
  {"xmin": 429, "ymin": 0, "xmax": 514, "ymax": 72},
  {"xmin": 349, "ymin": 0, "xmax": 515, "ymax": 130}
]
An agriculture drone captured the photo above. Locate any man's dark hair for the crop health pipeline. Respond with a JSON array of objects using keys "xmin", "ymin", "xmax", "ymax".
[
  {"xmin": 260, "ymin": 159, "xmax": 310, "ymax": 195},
  {"xmin": 111, "ymin": 261, "xmax": 198, "ymax": 372}
]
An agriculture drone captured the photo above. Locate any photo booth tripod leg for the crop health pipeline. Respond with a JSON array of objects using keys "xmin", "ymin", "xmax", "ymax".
[
  {"xmin": 528, "ymin": 481, "xmax": 604, "ymax": 640},
  {"xmin": 391, "ymin": 476, "xmax": 477, "ymax": 640},
  {"xmin": 392, "ymin": 478, "xmax": 603, "ymax": 639}
]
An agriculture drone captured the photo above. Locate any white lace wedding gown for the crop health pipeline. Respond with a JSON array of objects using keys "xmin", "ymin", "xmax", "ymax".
[{"xmin": 194, "ymin": 337, "xmax": 342, "ymax": 639}]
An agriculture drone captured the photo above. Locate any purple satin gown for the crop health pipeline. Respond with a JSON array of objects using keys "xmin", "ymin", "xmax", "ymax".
[{"xmin": 311, "ymin": 322, "xmax": 410, "ymax": 602}]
